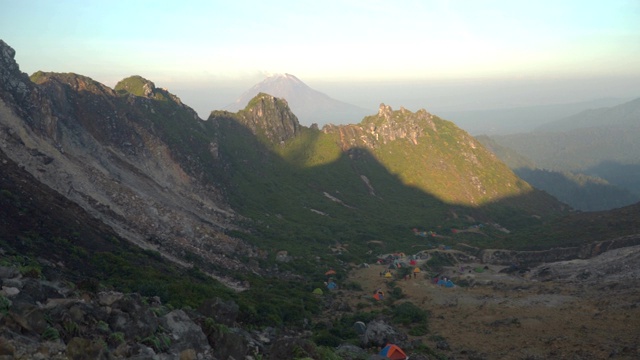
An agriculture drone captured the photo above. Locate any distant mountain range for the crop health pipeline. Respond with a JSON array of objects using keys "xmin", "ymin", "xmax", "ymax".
[
  {"xmin": 224, "ymin": 73, "xmax": 370, "ymax": 126},
  {"xmin": 441, "ymin": 97, "xmax": 631, "ymax": 136},
  {"xmin": 484, "ymin": 97, "xmax": 640, "ymax": 210}
]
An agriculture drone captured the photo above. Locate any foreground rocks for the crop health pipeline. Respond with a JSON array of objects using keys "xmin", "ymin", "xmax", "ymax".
[{"xmin": 0, "ymin": 262, "xmax": 418, "ymax": 360}]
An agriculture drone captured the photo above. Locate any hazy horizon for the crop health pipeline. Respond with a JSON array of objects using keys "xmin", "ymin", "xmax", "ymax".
[
  {"xmin": 2, "ymin": 0, "xmax": 639, "ymax": 127},
  {"xmin": 168, "ymin": 74, "xmax": 639, "ymax": 122}
]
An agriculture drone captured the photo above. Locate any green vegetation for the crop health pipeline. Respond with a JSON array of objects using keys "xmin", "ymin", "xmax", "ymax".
[
  {"xmin": 41, "ymin": 326, "xmax": 60, "ymax": 341},
  {"xmin": 0, "ymin": 295, "xmax": 11, "ymax": 315}
]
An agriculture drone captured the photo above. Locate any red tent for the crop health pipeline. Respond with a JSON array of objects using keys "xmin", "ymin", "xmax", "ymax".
[{"xmin": 379, "ymin": 344, "xmax": 407, "ymax": 360}]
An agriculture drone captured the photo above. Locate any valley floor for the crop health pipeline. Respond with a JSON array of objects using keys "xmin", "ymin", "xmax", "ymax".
[{"xmin": 343, "ymin": 251, "xmax": 640, "ymax": 359}]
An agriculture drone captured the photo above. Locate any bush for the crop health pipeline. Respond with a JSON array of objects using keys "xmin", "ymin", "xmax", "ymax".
[
  {"xmin": 392, "ymin": 301, "xmax": 429, "ymax": 325},
  {"xmin": 313, "ymin": 331, "xmax": 342, "ymax": 347},
  {"xmin": 41, "ymin": 326, "xmax": 60, "ymax": 341},
  {"xmin": 0, "ymin": 295, "xmax": 11, "ymax": 314}
]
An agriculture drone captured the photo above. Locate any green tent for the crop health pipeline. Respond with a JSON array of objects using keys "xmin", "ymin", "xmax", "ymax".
[{"xmin": 312, "ymin": 288, "xmax": 324, "ymax": 295}]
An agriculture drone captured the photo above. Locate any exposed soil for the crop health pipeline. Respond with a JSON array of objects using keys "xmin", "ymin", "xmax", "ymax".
[{"xmin": 343, "ymin": 248, "xmax": 640, "ymax": 359}]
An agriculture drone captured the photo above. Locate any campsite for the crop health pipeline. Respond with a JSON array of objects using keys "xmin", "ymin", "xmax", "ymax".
[{"xmin": 331, "ymin": 246, "xmax": 640, "ymax": 359}]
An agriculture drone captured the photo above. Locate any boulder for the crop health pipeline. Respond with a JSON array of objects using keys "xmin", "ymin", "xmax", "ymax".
[
  {"xmin": 66, "ymin": 337, "xmax": 109, "ymax": 360},
  {"xmin": 361, "ymin": 319, "xmax": 407, "ymax": 348},
  {"xmin": 159, "ymin": 309, "xmax": 212, "ymax": 357},
  {"xmin": 197, "ymin": 297, "xmax": 239, "ymax": 326},
  {"xmin": 268, "ymin": 337, "xmax": 319, "ymax": 360},
  {"xmin": 210, "ymin": 327, "xmax": 251, "ymax": 360},
  {"xmin": 0, "ymin": 266, "xmax": 19, "ymax": 280}
]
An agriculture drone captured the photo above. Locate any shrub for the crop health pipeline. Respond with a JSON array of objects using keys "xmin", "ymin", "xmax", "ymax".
[
  {"xmin": 392, "ymin": 301, "xmax": 429, "ymax": 325},
  {"xmin": 0, "ymin": 295, "xmax": 11, "ymax": 314},
  {"xmin": 41, "ymin": 326, "xmax": 60, "ymax": 341},
  {"xmin": 108, "ymin": 332, "xmax": 125, "ymax": 346},
  {"xmin": 313, "ymin": 331, "xmax": 341, "ymax": 347},
  {"xmin": 142, "ymin": 334, "xmax": 171, "ymax": 352}
]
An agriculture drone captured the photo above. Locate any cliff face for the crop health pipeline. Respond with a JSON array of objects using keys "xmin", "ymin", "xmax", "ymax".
[{"xmin": 0, "ymin": 40, "xmax": 257, "ymax": 285}]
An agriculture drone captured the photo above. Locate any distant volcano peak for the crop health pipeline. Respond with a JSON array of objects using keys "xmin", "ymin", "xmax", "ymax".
[{"xmin": 224, "ymin": 73, "xmax": 370, "ymax": 126}]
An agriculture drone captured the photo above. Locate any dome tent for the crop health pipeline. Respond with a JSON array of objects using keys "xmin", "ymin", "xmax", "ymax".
[{"xmin": 379, "ymin": 343, "xmax": 407, "ymax": 360}]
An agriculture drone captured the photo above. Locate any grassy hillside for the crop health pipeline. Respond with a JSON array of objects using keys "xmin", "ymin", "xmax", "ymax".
[{"xmin": 208, "ymin": 102, "xmax": 569, "ymax": 260}]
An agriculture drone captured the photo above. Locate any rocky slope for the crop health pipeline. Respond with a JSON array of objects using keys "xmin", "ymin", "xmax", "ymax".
[{"xmin": 0, "ymin": 40, "xmax": 258, "ymax": 286}]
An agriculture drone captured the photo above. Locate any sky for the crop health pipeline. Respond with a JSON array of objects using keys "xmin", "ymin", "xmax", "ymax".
[{"xmin": 2, "ymin": 0, "xmax": 640, "ymax": 119}]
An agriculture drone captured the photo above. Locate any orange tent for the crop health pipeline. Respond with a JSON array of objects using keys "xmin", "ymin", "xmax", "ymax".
[
  {"xmin": 413, "ymin": 267, "xmax": 421, "ymax": 273},
  {"xmin": 379, "ymin": 344, "xmax": 407, "ymax": 360},
  {"xmin": 325, "ymin": 269, "xmax": 336, "ymax": 275}
]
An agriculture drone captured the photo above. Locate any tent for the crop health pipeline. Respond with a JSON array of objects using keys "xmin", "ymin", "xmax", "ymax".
[
  {"xmin": 312, "ymin": 288, "xmax": 324, "ymax": 295},
  {"xmin": 379, "ymin": 344, "xmax": 407, "ymax": 360},
  {"xmin": 413, "ymin": 267, "xmax": 421, "ymax": 273},
  {"xmin": 384, "ymin": 271, "xmax": 392, "ymax": 278},
  {"xmin": 325, "ymin": 269, "xmax": 337, "ymax": 276},
  {"xmin": 373, "ymin": 289, "xmax": 385, "ymax": 301},
  {"xmin": 327, "ymin": 281, "xmax": 338, "ymax": 290},
  {"xmin": 353, "ymin": 321, "xmax": 366, "ymax": 334}
]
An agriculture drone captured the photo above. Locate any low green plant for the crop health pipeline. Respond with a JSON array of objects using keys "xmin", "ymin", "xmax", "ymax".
[
  {"xmin": 141, "ymin": 334, "xmax": 171, "ymax": 352},
  {"xmin": 63, "ymin": 320, "xmax": 80, "ymax": 338},
  {"xmin": 0, "ymin": 295, "xmax": 11, "ymax": 314},
  {"xmin": 203, "ymin": 318, "xmax": 230, "ymax": 336},
  {"xmin": 20, "ymin": 265, "xmax": 42, "ymax": 278},
  {"xmin": 41, "ymin": 326, "xmax": 60, "ymax": 341},
  {"xmin": 96, "ymin": 320, "xmax": 109, "ymax": 333},
  {"xmin": 108, "ymin": 332, "xmax": 125, "ymax": 346}
]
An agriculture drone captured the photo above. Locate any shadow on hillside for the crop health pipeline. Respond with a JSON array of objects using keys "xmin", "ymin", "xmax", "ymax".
[
  {"xmin": 210, "ymin": 115, "xmax": 579, "ymax": 253},
  {"xmin": 514, "ymin": 167, "xmax": 640, "ymax": 212},
  {"xmin": 583, "ymin": 160, "xmax": 640, "ymax": 197}
]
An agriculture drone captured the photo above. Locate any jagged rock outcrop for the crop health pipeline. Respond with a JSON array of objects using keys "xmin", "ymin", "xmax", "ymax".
[
  {"xmin": 232, "ymin": 92, "xmax": 301, "ymax": 144},
  {"xmin": 322, "ymin": 104, "xmax": 438, "ymax": 150}
]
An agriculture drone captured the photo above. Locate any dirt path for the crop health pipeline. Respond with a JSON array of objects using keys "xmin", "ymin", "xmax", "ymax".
[{"xmin": 343, "ymin": 261, "xmax": 640, "ymax": 359}]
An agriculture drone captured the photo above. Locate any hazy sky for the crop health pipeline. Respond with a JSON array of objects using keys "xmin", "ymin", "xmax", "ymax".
[{"xmin": 2, "ymin": 0, "xmax": 640, "ymax": 117}]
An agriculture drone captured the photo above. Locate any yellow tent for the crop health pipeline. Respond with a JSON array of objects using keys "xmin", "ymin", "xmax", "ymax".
[
  {"xmin": 384, "ymin": 271, "xmax": 392, "ymax": 278},
  {"xmin": 413, "ymin": 267, "xmax": 421, "ymax": 273}
]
